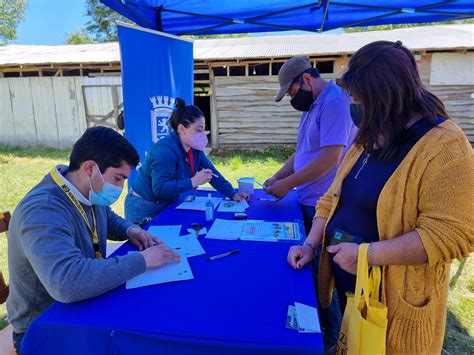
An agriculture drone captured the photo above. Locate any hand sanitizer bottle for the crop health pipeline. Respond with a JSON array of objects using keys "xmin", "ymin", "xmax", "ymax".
[{"xmin": 205, "ymin": 193, "xmax": 214, "ymax": 221}]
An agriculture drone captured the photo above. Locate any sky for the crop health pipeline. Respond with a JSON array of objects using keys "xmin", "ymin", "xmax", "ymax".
[
  {"xmin": 15, "ymin": 0, "xmax": 341, "ymax": 45},
  {"xmin": 16, "ymin": 0, "xmax": 89, "ymax": 45}
]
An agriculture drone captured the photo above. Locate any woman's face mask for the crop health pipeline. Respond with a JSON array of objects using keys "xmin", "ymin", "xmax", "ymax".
[
  {"xmin": 88, "ymin": 164, "xmax": 123, "ymax": 206},
  {"xmin": 350, "ymin": 103, "xmax": 364, "ymax": 128},
  {"xmin": 179, "ymin": 117, "xmax": 207, "ymax": 151},
  {"xmin": 189, "ymin": 132, "xmax": 208, "ymax": 151}
]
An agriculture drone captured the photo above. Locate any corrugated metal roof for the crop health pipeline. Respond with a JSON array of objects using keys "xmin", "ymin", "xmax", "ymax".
[
  {"xmin": 0, "ymin": 24, "xmax": 472, "ymax": 66},
  {"xmin": 0, "ymin": 42, "xmax": 120, "ymax": 66},
  {"xmin": 194, "ymin": 24, "xmax": 474, "ymax": 60}
]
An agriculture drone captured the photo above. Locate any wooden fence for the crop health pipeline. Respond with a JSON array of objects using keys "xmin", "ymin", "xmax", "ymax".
[{"xmin": 0, "ymin": 76, "xmax": 122, "ymax": 149}]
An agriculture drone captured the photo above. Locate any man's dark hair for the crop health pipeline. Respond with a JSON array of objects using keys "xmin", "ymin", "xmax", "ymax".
[
  {"xmin": 292, "ymin": 67, "xmax": 320, "ymax": 86},
  {"xmin": 69, "ymin": 126, "xmax": 140, "ymax": 173}
]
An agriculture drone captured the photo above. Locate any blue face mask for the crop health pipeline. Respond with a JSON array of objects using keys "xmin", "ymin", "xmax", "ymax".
[{"xmin": 88, "ymin": 165, "xmax": 123, "ymax": 206}]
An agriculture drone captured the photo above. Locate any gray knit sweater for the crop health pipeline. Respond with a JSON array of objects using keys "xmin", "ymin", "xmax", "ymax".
[{"xmin": 7, "ymin": 165, "xmax": 146, "ymax": 333}]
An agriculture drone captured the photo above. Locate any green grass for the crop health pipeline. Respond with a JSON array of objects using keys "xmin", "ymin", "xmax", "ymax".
[{"xmin": 0, "ymin": 145, "xmax": 472, "ymax": 353}]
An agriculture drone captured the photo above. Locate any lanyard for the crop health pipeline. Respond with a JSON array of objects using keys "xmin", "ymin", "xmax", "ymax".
[
  {"xmin": 50, "ymin": 168, "xmax": 102, "ymax": 259},
  {"xmin": 188, "ymin": 149, "xmax": 196, "ymax": 192}
]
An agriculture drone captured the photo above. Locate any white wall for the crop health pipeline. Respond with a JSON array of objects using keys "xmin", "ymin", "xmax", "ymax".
[
  {"xmin": 0, "ymin": 76, "xmax": 123, "ymax": 148},
  {"xmin": 430, "ymin": 52, "xmax": 474, "ymax": 85}
]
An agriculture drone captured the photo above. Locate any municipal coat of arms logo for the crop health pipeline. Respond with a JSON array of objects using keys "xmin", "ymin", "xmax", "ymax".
[{"xmin": 150, "ymin": 95, "xmax": 175, "ymax": 143}]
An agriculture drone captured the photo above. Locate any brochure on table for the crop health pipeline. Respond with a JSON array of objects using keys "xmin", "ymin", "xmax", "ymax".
[
  {"xmin": 216, "ymin": 199, "xmax": 249, "ymax": 213},
  {"xmin": 206, "ymin": 219, "xmax": 300, "ymax": 242}
]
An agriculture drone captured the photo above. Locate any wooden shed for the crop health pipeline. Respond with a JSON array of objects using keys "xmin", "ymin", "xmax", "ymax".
[
  {"xmin": 0, "ymin": 24, "xmax": 472, "ymax": 149},
  {"xmin": 193, "ymin": 24, "xmax": 474, "ymax": 149}
]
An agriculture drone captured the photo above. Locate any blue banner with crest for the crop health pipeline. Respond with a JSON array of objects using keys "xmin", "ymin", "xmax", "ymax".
[{"xmin": 118, "ymin": 23, "xmax": 194, "ymax": 185}]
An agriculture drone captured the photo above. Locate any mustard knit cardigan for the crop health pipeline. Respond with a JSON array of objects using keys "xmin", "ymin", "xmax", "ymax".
[{"xmin": 315, "ymin": 120, "xmax": 474, "ymax": 354}]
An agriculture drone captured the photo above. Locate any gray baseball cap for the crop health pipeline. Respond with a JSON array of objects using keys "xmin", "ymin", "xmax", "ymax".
[{"xmin": 275, "ymin": 57, "xmax": 312, "ymax": 102}]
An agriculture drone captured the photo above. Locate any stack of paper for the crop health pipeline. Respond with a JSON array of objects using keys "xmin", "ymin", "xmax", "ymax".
[
  {"xmin": 286, "ymin": 302, "xmax": 321, "ymax": 333},
  {"xmin": 126, "ymin": 252, "xmax": 194, "ymax": 289},
  {"xmin": 205, "ymin": 219, "xmax": 245, "ymax": 240},
  {"xmin": 147, "ymin": 225, "xmax": 206, "ymax": 258},
  {"xmin": 175, "ymin": 196, "xmax": 222, "ymax": 211},
  {"xmin": 147, "ymin": 225, "xmax": 181, "ymax": 239},
  {"xmin": 159, "ymin": 233, "xmax": 206, "ymax": 258}
]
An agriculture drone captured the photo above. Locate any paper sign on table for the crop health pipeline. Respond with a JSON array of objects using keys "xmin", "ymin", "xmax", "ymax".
[
  {"xmin": 158, "ymin": 233, "xmax": 206, "ymax": 258},
  {"xmin": 205, "ymin": 218, "xmax": 245, "ymax": 240},
  {"xmin": 126, "ymin": 252, "xmax": 194, "ymax": 289},
  {"xmin": 147, "ymin": 225, "xmax": 182, "ymax": 239},
  {"xmin": 216, "ymin": 199, "xmax": 249, "ymax": 213},
  {"xmin": 176, "ymin": 196, "xmax": 223, "ymax": 212},
  {"xmin": 294, "ymin": 302, "xmax": 321, "ymax": 333}
]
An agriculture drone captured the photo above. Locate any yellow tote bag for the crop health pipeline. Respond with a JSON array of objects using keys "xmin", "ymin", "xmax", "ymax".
[{"xmin": 337, "ymin": 244, "xmax": 388, "ymax": 355}]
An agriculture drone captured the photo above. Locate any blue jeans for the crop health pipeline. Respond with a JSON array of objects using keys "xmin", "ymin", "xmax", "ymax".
[
  {"xmin": 301, "ymin": 204, "xmax": 342, "ymax": 350},
  {"xmin": 13, "ymin": 332, "xmax": 25, "ymax": 354},
  {"xmin": 124, "ymin": 191, "xmax": 164, "ymax": 224}
]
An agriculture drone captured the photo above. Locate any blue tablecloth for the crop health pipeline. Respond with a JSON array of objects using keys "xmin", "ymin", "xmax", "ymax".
[{"xmin": 22, "ymin": 189, "xmax": 323, "ymax": 354}]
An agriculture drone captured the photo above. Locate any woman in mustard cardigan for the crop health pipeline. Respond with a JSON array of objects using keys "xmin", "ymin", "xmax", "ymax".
[{"xmin": 288, "ymin": 40, "xmax": 473, "ymax": 354}]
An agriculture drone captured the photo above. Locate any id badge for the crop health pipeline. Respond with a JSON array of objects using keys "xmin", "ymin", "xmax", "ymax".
[{"xmin": 330, "ymin": 229, "xmax": 363, "ymax": 245}]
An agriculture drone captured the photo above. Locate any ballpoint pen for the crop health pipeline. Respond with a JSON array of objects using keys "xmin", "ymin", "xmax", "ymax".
[{"xmin": 205, "ymin": 249, "xmax": 240, "ymax": 262}]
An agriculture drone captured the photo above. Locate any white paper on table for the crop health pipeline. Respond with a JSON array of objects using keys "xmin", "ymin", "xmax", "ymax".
[
  {"xmin": 216, "ymin": 199, "xmax": 249, "ymax": 213},
  {"xmin": 126, "ymin": 252, "xmax": 194, "ymax": 289},
  {"xmin": 205, "ymin": 218, "xmax": 245, "ymax": 240},
  {"xmin": 147, "ymin": 225, "xmax": 182, "ymax": 239},
  {"xmin": 159, "ymin": 233, "xmax": 206, "ymax": 258},
  {"xmin": 294, "ymin": 302, "xmax": 321, "ymax": 333},
  {"xmin": 106, "ymin": 241, "xmax": 126, "ymax": 257},
  {"xmin": 175, "ymin": 196, "xmax": 223, "ymax": 211},
  {"xmin": 186, "ymin": 227, "xmax": 208, "ymax": 236}
]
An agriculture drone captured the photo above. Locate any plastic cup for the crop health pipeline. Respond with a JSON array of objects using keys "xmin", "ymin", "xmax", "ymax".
[{"xmin": 237, "ymin": 177, "xmax": 255, "ymax": 195}]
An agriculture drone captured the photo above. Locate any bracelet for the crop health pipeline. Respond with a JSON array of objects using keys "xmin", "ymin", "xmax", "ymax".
[
  {"xmin": 368, "ymin": 242, "xmax": 378, "ymax": 266},
  {"xmin": 302, "ymin": 242, "xmax": 317, "ymax": 255}
]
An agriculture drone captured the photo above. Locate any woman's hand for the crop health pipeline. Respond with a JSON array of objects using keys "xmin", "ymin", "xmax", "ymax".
[
  {"xmin": 287, "ymin": 245, "xmax": 315, "ymax": 269},
  {"xmin": 232, "ymin": 192, "xmax": 250, "ymax": 202},
  {"xmin": 327, "ymin": 243, "xmax": 359, "ymax": 275},
  {"xmin": 191, "ymin": 169, "xmax": 212, "ymax": 187},
  {"xmin": 263, "ymin": 176, "xmax": 278, "ymax": 189}
]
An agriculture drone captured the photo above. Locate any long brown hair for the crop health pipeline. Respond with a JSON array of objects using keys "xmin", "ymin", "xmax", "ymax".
[{"xmin": 339, "ymin": 40, "xmax": 449, "ymax": 159}]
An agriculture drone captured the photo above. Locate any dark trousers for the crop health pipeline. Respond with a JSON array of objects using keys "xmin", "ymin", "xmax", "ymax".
[
  {"xmin": 13, "ymin": 332, "xmax": 25, "ymax": 354},
  {"xmin": 301, "ymin": 204, "xmax": 342, "ymax": 351}
]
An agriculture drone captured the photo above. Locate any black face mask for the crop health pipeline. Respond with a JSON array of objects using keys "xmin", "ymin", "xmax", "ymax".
[
  {"xmin": 290, "ymin": 88, "xmax": 314, "ymax": 112},
  {"xmin": 350, "ymin": 104, "xmax": 364, "ymax": 128}
]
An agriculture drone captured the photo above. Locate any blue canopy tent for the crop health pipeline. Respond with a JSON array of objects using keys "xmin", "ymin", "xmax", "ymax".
[{"xmin": 101, "ymin": 0, "xmax": 474, "ymax": 35}]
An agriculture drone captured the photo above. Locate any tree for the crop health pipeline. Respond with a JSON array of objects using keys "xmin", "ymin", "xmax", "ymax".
[
  {"xmin": 0, "ymin": 0, "xmax": 28, "ymax": 45},
  {"xmin": 65, "ymin": 30, "xmax": 95, "ymax": 45},
  {"xmin": 85, "ymin": 0, "xmax": 128, "ymax": 42},
  {"xmin": 344, "ymin": 19, "xmax": 474, "ymax": 33}
]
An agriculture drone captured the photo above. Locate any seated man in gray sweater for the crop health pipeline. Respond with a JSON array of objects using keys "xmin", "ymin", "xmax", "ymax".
[{"xmin": 7, "ymin": 126, "xmax": 180, "ymax": 353}]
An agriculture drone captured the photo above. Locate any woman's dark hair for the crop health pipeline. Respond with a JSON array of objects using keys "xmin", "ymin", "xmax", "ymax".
[
  {"xmin": 169, "ymin": 98, "xmax": 204, "ymax": 132},
  {"xmin": 69, "ymin": 126, "xmax": 139, "ymax": 173},
  {"xmin": 339, "ymin": 40, "xmax": 449, "ymax": 159}
]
